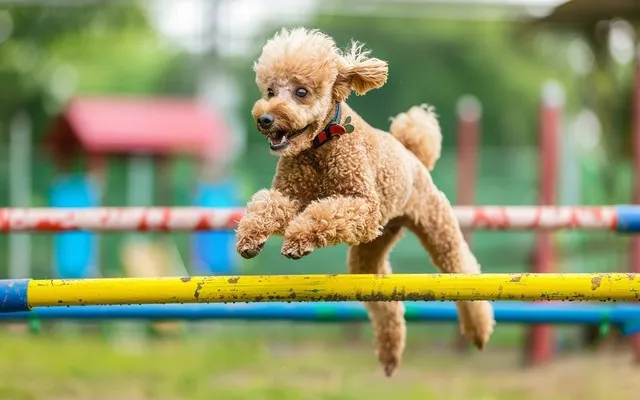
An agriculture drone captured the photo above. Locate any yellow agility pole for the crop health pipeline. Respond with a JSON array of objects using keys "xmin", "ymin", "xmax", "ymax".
[{"xmin": 18, "ymin": 273, "xmax": 640, "ymax": 308}]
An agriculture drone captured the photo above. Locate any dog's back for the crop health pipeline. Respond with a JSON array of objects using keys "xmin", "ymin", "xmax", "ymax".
[{"xmin": 389, "ymin": 104, "xmax": 442, "ymax": 171}]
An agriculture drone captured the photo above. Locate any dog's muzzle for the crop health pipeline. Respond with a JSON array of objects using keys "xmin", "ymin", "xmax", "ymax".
[{"xmin": 264, "ymin": 124, "xmax": 311, "ymax": 151}]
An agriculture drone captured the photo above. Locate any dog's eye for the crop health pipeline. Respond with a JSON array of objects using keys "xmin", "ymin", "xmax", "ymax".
[
  {"xmin": 267, "ymin": 88, "xmax": 274, "ymax": 98},
  {"xmin": 295, "ymin": 88, "xmax": 308, "ymax": 98}
]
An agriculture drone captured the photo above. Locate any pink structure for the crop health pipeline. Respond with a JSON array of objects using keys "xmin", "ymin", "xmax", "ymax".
[{"xmin": 47, "ymin": 96, "xmax": 230, "ymax": 163}]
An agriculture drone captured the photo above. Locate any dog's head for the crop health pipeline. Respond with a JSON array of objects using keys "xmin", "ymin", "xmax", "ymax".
[{"xmin": 252, "ymin": 27, "xmax": 388, "ymax": 156}]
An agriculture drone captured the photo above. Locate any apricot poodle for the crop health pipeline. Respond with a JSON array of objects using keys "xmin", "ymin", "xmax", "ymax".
[{"xmin": 235, "ymin": 27, "xmax": 495, "ymax": 376}]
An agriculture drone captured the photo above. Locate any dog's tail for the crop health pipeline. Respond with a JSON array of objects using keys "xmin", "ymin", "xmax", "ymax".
[{"xmin": 389, "ymin": 104, "xmax": 442, "ymax": 171}]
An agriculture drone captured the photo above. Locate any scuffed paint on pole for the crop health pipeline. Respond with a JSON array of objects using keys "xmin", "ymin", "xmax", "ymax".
[{"xmin": 0, "ymin": 273, "xmax": 635, "ymax": 311}]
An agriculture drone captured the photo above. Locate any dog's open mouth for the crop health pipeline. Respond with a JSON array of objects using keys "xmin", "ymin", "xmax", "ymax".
[
  {"xmin": 268, "ymin": 125, "xmax": 310, "ymax": 151},
  {"xmin": 268, "ymin": 131, "xmax": 290, "ymax": 150}
]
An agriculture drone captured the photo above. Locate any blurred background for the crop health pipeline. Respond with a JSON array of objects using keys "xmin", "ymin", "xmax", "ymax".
[{"xmin": 0, "ymin": 0, "xmax": 640, "ymax": 399}]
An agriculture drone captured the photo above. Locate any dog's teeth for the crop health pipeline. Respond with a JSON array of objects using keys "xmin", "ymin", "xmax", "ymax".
[{"xmin": 268, "ymin": 134, "xmax": 288, "ymax": 148}]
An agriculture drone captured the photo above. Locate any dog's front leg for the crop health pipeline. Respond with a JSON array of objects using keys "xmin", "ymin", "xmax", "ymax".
[
  {"xmin": 281, "ymin": 149, "xmax": 382, "ymax": 260},
  {"xmin": 236, "ymin": 189, "xmax": 300, "ymax": 259},
  {"xmin": 281, "ymin": 195, "xmax": 383, "ymax": 259}
]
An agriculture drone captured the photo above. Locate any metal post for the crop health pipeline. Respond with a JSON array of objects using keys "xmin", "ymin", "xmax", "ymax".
[
  {"xmin": 525, "ymin": 81, "xmax": 563, "ymax": 366},
  {"xmin": 456, "ymin": 95, "xmax": 482, "ymax": 242},
  {"xmin": 454, "ymin": 94, "xmax": 481, "ymax": 351}
]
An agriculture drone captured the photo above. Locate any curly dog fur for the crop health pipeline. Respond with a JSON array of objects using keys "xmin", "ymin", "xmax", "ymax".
[{"xmin": 236, "ymin": 27, "xmax": 495, "ymax": 376}]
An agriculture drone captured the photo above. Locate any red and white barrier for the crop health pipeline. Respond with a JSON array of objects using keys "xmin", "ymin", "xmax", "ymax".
[{"xmin": 0, "ymin": 206, "xmax": 617, "ymax": 232}]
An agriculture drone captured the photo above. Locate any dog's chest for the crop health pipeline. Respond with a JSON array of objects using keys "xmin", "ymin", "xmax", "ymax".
[{"xmin": 288, "ymin": 152, "xmax": 350, "ymax": 203}]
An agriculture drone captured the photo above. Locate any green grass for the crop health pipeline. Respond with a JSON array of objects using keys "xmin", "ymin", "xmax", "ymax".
[{"xmin": 0, "ymin": 322, "xmax": 637, "ymax": 400}]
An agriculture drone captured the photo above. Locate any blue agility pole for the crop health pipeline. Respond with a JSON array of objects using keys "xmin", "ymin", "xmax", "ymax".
[{"xmin": 2, "ymin": 302, "xmax": 639, "ymax": 335}]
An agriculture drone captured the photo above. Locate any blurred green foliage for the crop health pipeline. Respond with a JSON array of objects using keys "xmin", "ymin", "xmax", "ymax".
[
  {"xmin": 0, "ymin": 4, "xmax": 197, "ymax": 139},
  {"xmin": 237, "ymin": 16, "xmax": 575, "ymax": 150}
]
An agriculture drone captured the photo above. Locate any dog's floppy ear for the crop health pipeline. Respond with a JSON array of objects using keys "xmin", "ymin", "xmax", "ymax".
[{"xmin": 333, "ymin": 41, "xmax": 388, "ymax": 103}]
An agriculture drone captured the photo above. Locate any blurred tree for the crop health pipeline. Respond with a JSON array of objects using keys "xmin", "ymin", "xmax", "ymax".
[
  {"xmin": 0, "ymin": 4, "xmax": 190, "ymax": 140},
  {"xmin": 0, "ymin": 3, "xmax": 198, "ymax": 209}
]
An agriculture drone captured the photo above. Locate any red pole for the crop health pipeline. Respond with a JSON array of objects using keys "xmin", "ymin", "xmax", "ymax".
[
  {"xmin": 630, "ymin": 47, "xmax": 640, "ymax": 362},
  {"xmin": 453, "ymin": 95, "xmax": 481, "ymax": 352},
  {"xmin": 525, "ymin": 81, "xmax": 563, "ymax": 366},
  {"xmin": 456, "ymin": 95, "xmax": 481, "ymax": 241}
]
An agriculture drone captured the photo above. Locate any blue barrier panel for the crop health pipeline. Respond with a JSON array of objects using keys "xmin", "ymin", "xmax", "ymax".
[
  {"xmin": 50, "ymin": 174, "xmax": 99, "ymax": 279},
  {"xmin": 192, "ymin": 178, "xmax": 240, "ymax": 275}
]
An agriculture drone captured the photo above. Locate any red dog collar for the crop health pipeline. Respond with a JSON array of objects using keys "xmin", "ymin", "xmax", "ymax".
[{"xmin": 312, "ymin": 103, "xmax": 354, "ymax": 148}]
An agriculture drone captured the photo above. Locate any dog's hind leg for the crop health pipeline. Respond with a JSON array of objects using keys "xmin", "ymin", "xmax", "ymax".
[
  {"xmin": 348, "ymin": 220, "xmax": 405, "ymax": 377},
  {"xmin": 404, "ymin": 186, "xmax": 495, "ymax": 349}
]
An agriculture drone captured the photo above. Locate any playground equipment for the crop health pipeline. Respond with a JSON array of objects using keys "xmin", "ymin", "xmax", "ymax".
[
  {"xmin": 192, "ymin": 179, "xmax": 242, "ymax": 275},
  {"xmin": 34, "ymin": 95, "xmax": 237, "ymax": 339},
  {"xmin": 49, "ymin": 173, "xmax": 100, "ymax": 279},
  {"xmin": 43, "ymin": 95, "xmax": 237, "ymax": 280}
]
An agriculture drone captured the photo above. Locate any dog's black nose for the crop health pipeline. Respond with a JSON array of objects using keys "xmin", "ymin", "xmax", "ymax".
[{"xmin": 258, "ymin": 113, "xmax": 274, "ymax": 129}]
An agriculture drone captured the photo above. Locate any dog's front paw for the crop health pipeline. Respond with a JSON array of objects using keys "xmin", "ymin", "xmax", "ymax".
[
  {"xmin": 236, "ymin": 232, "xmax": 267, "ymax": 259},
  {"xmin": 281, "ymin": 236, "xmax": 315, "ymax": 260}
]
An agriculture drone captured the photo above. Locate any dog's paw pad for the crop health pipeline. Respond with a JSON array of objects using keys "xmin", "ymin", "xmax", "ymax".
[
  {"xmin": 282, "ymin": 249, "xmax": 311, "ymax": 260},
  {"xmin": 237, "ymin": 241, "xmax": 265, "ymax": 259},
  {"xmin": 281, "ymin": 246, "xmax": 313, "ymax": 260},
  {"xmin": 281, "ymin": 239, "xmax": 314, "ymax": 260}
]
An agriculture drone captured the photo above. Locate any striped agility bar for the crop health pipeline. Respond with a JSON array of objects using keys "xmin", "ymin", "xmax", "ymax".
[{"xmin": 2, "ymin": 205, "xmax": 640, "ymax": 232}]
